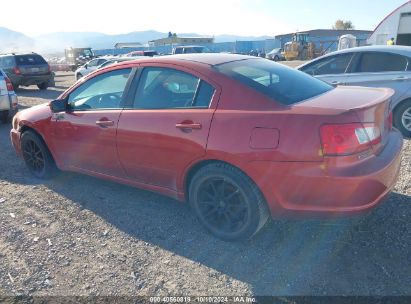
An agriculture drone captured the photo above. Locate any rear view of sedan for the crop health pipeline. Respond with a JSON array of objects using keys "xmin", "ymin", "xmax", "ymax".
[{"xmin": 10, "ymin": 54, "xmax": 402, "ymax": 241}]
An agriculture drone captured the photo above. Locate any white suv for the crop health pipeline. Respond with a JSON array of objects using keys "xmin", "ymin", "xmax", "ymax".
[{"xmin": 0, "ymin": 69, "xmax": 18, "ymax": 123}]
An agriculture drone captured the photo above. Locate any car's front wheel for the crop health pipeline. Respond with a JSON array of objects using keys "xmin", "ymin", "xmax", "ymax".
[
  {"xmin": 394, "ymin": 100, "xmax": 411, "ymax": 138},
  {"xmin": 21, "ymin": 131, "xmax": 57, "ymax": 179},
  {"xmin": 189, "ymin": 163, "xmax": 270, "ymax": 241},
  {"xmin": 274, "ymin": 55, "xmax": 280, "ymax": 61}
]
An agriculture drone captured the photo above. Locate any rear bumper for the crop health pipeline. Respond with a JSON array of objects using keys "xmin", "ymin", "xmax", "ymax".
[
  {"xmin": 10, "ymin": 74, "xmax": 52, "ymax": 86},
  {"xmin": 246, "ymin": 129, "xmax": 403, "ymax": 217},
  {"xmin": 0, "ymin": 93, "xmax": 18, "ymax": 112}
]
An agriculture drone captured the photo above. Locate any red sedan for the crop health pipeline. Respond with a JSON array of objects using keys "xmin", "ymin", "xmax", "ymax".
[{"xmin": 10, "ymin": 54, "xmax": 403, "ymax": 241}]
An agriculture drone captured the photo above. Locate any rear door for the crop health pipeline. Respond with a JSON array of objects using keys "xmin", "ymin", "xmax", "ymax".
[
  {"xmin": 344, "ymin": 51, "xmax": 411, "ymax": 106},
  {"xmin": 116, "ymin": 64, "xmax": 219, "ymax": 191},
  {"xmin": 299, "ymin": 52, "xmax": 354, "ymax": 86}
]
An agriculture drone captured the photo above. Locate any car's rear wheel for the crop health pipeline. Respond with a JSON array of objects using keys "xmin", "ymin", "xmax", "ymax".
[
  {"xmin": 21, "ymin": 131, "xmax": 56, "ymax": 179},
  {"xmin": 394, "ymin": 100, "xmax": 411, "ymax": 138},
  {"xmin": 0, "ymin": 111, "xmax": 11, "ymax": 123},
  {"xmin": 189, "ymin": 163, "xmax": 270, "ymax": 241},
  {"xmin": 37, "ymin": 82, "xmax": 48, "ymax": 90}
]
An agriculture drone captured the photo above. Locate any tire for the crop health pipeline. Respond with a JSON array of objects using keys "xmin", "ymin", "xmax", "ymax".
[
  {"xmin": 189, "ymin": 163, "xmax": 270, "ymax": 241},
  {"xmin": 394, "ymin": 100, "xmax": 411, "ymax": 138},
  {"xmin": 48, "ymin": 73, "xmax": 55, "ymax": 87},
  {"xmin": 21, "ymin": 130, "xmax": 57, "ymax": 179},
  {"xmin": 76, "ymin": 73, "xmax": 83, "ymax": 80},
  {"xmin": 274, "ymin": 55, "xmax": 280, "ymax": 61},
  {"xmin": 1, "ymin": 109, "xmax": 17, "ymax": 124},
  {"xmin": 0, "ymin": 111, "xmax": 11, "ymax": 123},
  {"xmin": 37, "ymin": 82, "xmax": 48, "ymax": 90}
]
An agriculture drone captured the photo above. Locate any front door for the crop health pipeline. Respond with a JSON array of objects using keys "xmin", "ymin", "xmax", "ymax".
[
  {"xmin": 50, "ymin": 68, "xmax": 133, "ymax": 177},
  {"xmin": 117, "ymin": 65, "xmax": 219, "ymax": 191}
]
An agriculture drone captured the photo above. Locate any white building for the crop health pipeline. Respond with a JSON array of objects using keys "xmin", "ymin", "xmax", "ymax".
[{"xmin": 368, "ymin": 1, "xmax": 411, "ymax": 46}]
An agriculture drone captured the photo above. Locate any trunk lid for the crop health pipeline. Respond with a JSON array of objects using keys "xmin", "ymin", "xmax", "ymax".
[{"xmin": 294, "ymin": 86, "xmax": 394, "ymax": 156}]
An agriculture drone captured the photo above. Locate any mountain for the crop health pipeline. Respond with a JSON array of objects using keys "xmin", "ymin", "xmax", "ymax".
[
  {"xmin": 0, "ymin": 27, "xmax": 35, "ymax": 53},
  {"xmin": 0, "ymin": 27, "xmax": 273, "ymax": 54}
]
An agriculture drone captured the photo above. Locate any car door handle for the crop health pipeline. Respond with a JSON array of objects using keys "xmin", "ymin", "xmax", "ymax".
[
  {"xmin": 176, "ymin": 122, "xmax": 202, "ymax": 130},
  {"xmin": 393, "ymin": 76, "xmax": 409, "ymax": 81},
  {"xmin": 330, "ymin": 81, "xmax": 345, "ymax": 85},
  {"xmin": 96, "ymin": 120, "xmax": 114, "ymax": 128}
]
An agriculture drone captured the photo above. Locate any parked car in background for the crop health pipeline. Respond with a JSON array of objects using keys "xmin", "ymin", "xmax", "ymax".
[
  {"xmin": 266, "ymin": 48, "xmax": 285, "ymax": 61},
  {"xmin": 126, "ymin": 50, "xmax": 158, "ymax": 57},
  {"xmin": 0, "ymin": 53, "xmax": 54, "ymax": 90},
  {"xmin": 75, "ymin": 57, "xmax": 114, "ymax": 80},
  {"xmin": 298, "ymin": 46, "xmax": 411, "ymax": 137},
  {"xmin": 10, "ymin": 54, "xmax": 402, "ymax": 241},
  {"xmin": 97, "ymin": 57, "xmax": 138, "ymax": 69},
  {"xmin": 172, "ymin": 45, "xmax": 210, "ymax": 54},
  {"xmin": 0, "ymin": 69, "xmax": 18, "ymax": 123}
]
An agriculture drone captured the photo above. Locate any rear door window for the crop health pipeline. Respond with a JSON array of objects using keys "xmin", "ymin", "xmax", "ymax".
[
  {"xmin": 355, "ymin": 52, "xmax": 409, "ymax": 72},
  {"xmin": 133, "ymin": 67, "xmax": 215, "ymax": 109},
  {"xmin": 300, "ymin": 53, "xmax": 354, "ymax": 76},
  {"xmin": 15, "ymin": 55, "xmax": 47, "ymax": 66}
]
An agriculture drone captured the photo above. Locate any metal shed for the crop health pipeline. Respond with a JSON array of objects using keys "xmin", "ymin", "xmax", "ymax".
[{"xmin": 368, "ymin": 1, "xmax": 411, "ymax": 46}]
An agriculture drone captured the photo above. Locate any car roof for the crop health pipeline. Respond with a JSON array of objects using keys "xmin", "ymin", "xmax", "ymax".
[
  {"xmin": 330, "ymin": 45, "xmax": 411, "ymax": 56},
  {"xmin": 116, "ymin": 53, "xmax": 258, "ymax": 66},
  {"xmin": 298, "ymin": 45, "xmax": 411, "ymax": 69}
]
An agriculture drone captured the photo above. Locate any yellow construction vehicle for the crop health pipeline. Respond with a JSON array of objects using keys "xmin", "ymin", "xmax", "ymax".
[{"xmin": 282, "ymin": 33, "xmax": 322, "ymax": 61}]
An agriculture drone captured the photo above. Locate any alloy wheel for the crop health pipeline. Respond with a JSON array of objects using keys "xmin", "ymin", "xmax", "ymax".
[
  {"xmin": 196, "ymin": 177, "xmax": 249, "ymax": 234},
  {"xmin": 22, "ymin": 139, "xmax": 45, "ymax": 176},
  {"xmin": 401, "ymin": 107, "xmax": 411, "ymax": 131}
]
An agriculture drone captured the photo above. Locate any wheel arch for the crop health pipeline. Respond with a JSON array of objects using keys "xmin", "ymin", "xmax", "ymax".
[
  {"xmin": 392, "ymin": 97, "xmax": 411, "ymax": 131},
  {"xmin": 20, "ymin": 125, "xmax": 58, "ymax": 165},
  {"xmin": 183, "ymin": 159, "xmax": 264, "ymax": 202}
]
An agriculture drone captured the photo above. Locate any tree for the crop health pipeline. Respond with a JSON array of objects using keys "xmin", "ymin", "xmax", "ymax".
[{"xmin": 333, "ymin": 19, "xmax": 355, "ymax": 30}]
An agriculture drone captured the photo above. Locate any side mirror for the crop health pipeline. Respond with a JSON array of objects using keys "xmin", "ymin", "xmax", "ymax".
[{"xmin": 50, "ymin": 99, "xmax": 66, "ymax": 113}]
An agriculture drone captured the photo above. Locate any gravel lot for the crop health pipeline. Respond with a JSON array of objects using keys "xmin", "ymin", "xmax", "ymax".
[{"xmin": 0, "ymin": 70, "xmax": 410, "ymax": 297}]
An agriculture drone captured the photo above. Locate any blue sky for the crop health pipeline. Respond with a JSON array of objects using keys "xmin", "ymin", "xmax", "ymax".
[{"xmin": 1, "ymin": 0, "xmax": 408, "ymax": 36}]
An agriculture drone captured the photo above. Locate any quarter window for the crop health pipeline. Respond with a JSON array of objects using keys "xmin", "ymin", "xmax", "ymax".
[
  {"xmin": 68, "ymin": 68, "xmax": 132, "ymax": 110},
  {"xmin": 133, "ymin": 67, "xmax": 215, "ymax": 109},
  {"xmin": 356, "ymin": 52, "xmax": 408, "ymax": 72}
]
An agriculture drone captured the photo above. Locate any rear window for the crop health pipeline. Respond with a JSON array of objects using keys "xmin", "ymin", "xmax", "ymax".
[
  {"xmin": 15, "ymin": 55, "xmax": 47, "ymax": 66},
  {"xmin": 215, "ymin": 59, "xmax": 333, "ymax": 105},
  {"xmin": 356, "ymin": 52, "xmax": 408, "ymax": 72}
]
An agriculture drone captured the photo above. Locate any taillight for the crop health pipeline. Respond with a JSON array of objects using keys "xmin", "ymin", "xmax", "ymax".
[
  {"xmin": 320, "ymin": 123, "xmax": 381, "ymax": 156},
  {"xmin": 12, "ymin": 67, "xmax": 21, "ymax": 75},
  {"xmin": 5, "ymin": 77, "xmax": 14, "ymax": 92}
]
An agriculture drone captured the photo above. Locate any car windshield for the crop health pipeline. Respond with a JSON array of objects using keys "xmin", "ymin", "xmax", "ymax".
[
  {"xmin": 82, "ymin": 49, "xmax": 93, "ymax": 57},
  {"xmin": 215, "ymin": 58, "xmax": 333, "ymax": 105}
]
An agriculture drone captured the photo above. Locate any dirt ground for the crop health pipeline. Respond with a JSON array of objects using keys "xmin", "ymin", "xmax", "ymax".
[{"xmin": 0, "ymin": 70, "xmax": 410, "ymax": 297}]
